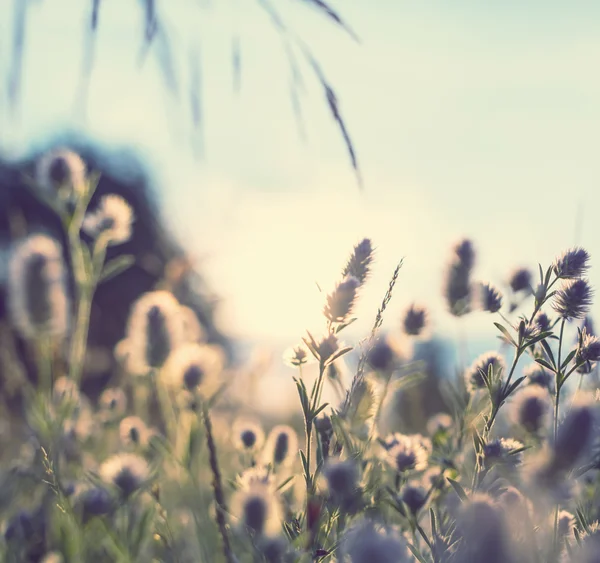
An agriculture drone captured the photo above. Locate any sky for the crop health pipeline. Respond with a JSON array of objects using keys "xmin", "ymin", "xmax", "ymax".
[{"xmin": 1, "ymin": 0, "xmax": 600, "ymax": 369}]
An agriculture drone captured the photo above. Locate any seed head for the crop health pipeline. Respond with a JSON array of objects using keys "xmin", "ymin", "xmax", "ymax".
[
  {"xmin": 402, "ymin": 303, "xmax": 428, "ymax": 335},
  {"xmin": 99, "ymin": 388, "xmax": 127, "ymax": 421},
  {"xmin": 552, "ymin": 278, "xmax": 593, "ymax": 320},
  {"xmin": 99, "ymin": 453, "xmax": 150, "ymax": 498},
  {"xmin": 512, "ymin": 386, "xmax": 551, "ymax": 434},
  {"xmin": 119, "ymin": 416, "xmax": 149, "ymax": 449},
  {"xmin": 323, "ymin": 459, "xmax": 359, "ymax": 501},
  {"xmin": 283, "ymin": 344, "xmax": 310, "ymax": 368},
  {"xmin": 263, "ymin": 425, "xmax": 298, "ymax": 466},
  {"xmin": 160, "ymin": 342, "xmax": 223, "ymax": 398},
  {"xmin": 401, "ymin": 484, "xmax": 427, "ymax": 514},
  {"xmin": 367, "ymin": 338, "xmax": 396, "ymax": 372},
  {"xmin": 465, "ymin": 351, "xmax": 506, "ymax": 391},
  {"xmin": 426, "ymin": 413, "xmax": 453, "ymax": 436},
  {"xmin": 324, "ymin": 276, "xmax": 360, "ymax": 323},
  {"xmin": 233, "ymin": 419, "xmax": 265, "ymax": 451},
  {"xmin": 509, "ymin": 268, "xmax": 532, "ymax": 293},
  {"xmin": 72, "ymin": 485, "xmax": 114, "ymax": 522},
  {"xmin": 126, "ymin": 291, "xmax": 186, "ymax": 373},
  {"xmin": 384, "ymin": 433, "xmax": 430, "ymax": 473},
  {"xmin": 549, "ymin": 402, "xmax": 595, "ymax": 474},
  {"xmin": 480, "ymin": 282, "xmax": 503, "ymax": 313},
  {"xmin": 8, "ymin": 234, "xmax": 69, "ymax": 341},
  {"xmin": 82, "ymin": 194, "xmax": 134, "ymax": 246},
  {"xmin": 231, "ymin": 482, "xmax": 282, "ymax": 537},
  {"xmin": 35, "ymin": 148, "xmax": 86, "ymax": 197},
  {"xmin": 553, "ymin": 247, "xmax": 590, "ymax": 279},
  {"xmin": 576, "ymin": 329, "xmax": 600, "ymax": 367},
  {"xmin": 339, "ymin": 520, "xmax": 412, "ymax": 563},
  {"xmin": 483, "ymin": 438, "xmax": 524, "ymax": 467},
  {"xmin": 523, "ymin": 363, "xmax": 553, "ymax": 390},
  {"xmin": 533, "ymin": 311, "xmax": 552, "ymax": 333},
  {"xmin": 341, "ymin": 238, "xmax": 374, "ymax": 286}
]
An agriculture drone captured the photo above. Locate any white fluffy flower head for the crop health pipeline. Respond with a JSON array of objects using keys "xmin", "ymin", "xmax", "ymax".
[{"xmin": 82, "ymin": 194, "xmax": 134, "ymax": 246}]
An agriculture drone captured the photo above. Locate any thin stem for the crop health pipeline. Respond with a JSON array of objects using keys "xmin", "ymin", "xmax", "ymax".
[{"xmin": 201, "ymin": 405, "xmax": 234, "ymax": 563}]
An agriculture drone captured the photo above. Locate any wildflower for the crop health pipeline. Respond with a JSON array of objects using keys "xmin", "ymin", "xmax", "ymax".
[
  {"xmin": 231, "ymin": 481, "xmax": 283, "ymax": 537},
  {"xmin": 160, "ymin": 343, "xmax": 223, "ymax": 398},
  {"xmin": 324, "ymin": 275, "xmax": 360, "ymax": 323},
  {"xmin": 402, "ymin": 303, "xmax": 428, "ymax": 335},
  {"xmin": 82, "ymin": 194, "xmax": 134, "ymax": 246},
  {"xmin": 549, "ymin": 401, "xmax": 595, "ymax": 474},
  {"xmin": 99, "ymin": 388, "xmax": 127, "ymax": 420},
  {"xmin": 552, "ymin": 278, "xmax": 593, "ymax": 320},
  {"xmin": 283, "ymin": 344, "xmax": 310, "ymax": 368},
  {"xmin": 483, "ymin": 438, "xmax": 524, "ymax": 466},
  {"xmin": 465, "ymin": 351, "xmax": 506, "ymax": 391},
  {"xmin": 480, "ymin": 282, "xmax": 503, "ymax": 313},
  {"xmin": 315, "ymin": 333, "xmax": 339, "ymax": 364},
  {"xmin": 576, "ymin": 329, "xmax": 600, "ymax": 369},
  {"xmin": 119, "ymin": 416, "xmax": 149, "ymax": 449},
  {"xmin": 7, "ymin": 234, "xmax": 69, "ymax": 341},
  {"xmin": 426, "ymin": 413, "xmax": 453, "ymax": 436},
  {"xmin": 323, "ymin": 459, "xmax": 359, "ymax": 501},
  {"xmin": 456, "ymin": 494, "xmax": 513, "ymax": 563},
  {"xmin": 35, "ymin": 148, "xmax": 86, "ymax": 197},
  {"xmin": 523, "ymin": 363, "xmax": 553, "ymax": 390},
  {"xmin": 4, "ymin": 510, "xmax": 35, "ymax": 542},
  {"xmin": 367, "ymin": 338, "xmax": 396, "ymax": 371},
  {"xmin": 512, "ymin": 386, "xmax": 551, "ymax": 434},
  {"xmin": 553, "ymin": 247, "xmax": 590, "ymax": 279},
  {"xmin": 400, "ymin": 484, "xmax": 427, "ymax": 514},
  {"xmin": 533, "ymin": 311, "xmax": 552, "ymax": 333},
  {"xmin": 509, "ymin": 268, "xmax": 532, "ymax": 293},
  {"xmin": 72, "ymin": 485, "xmax": 113, "ymax": 522},
  {"xmin": 99, "ymin": 453, "xmax": 150, "ymax": 498},
  {"xmin": 263, "ymin": 425, "xmax": 298, "ymax": 466},
  {"xmin": 233, "ymin": 419, "xmax": 265, "ymax": 452},
  {"xmin": 384, "ymin": 434, "xmax": 429, "ymax": 473},
  {"xmin": 444, "ymin": 239, "xmax": 475, "ymax": 317},
  {"xmin": 339, "ymin": 520, "xmax": 412, "ymax": 563},
  {"xmin": 125, "ymin": 291, "xmax": 186, "ymax": 373},
  {"xmin": 342, "ymin": 238, "xmax": 374, "ymax": 286}
]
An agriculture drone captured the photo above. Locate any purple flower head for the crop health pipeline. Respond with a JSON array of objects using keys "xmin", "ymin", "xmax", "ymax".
[
  {"xmin": 523, "ymin": 363, "xmax": 553, "ymax": 391},
  {"xmin": 465, "ymin": 352, "xmax": 506, "ymax": 391},
  {"xmin": 324, "ymin": 276, "xmax": 360, "ymax": 323},
  {"xmin": 509, "ymin": 268, "xmax": 532, "ymax": 293},
  {"xmin": 512, "ymin": 386, "xmax": 551, "ymax": 434},
  {"xmin": 454, "ymin": 239, "xmax": 475, "ymax": 270},
  {"xmin": 552, "ymin": 279, "xmax": 593, "ymax": 320},
  {"xmin": 342, "ymin": 238, "xmax": 374, "ymax": 286},
  {"xmin": 553, "ymin": 247, "xmax": 590, "ymax": 279},
  {"xmin": 576, "ymin": 329, "xmax": 600, "ymax": 374},
  {"xmin": 367, "ymin": 338, "xmax": 396, "ymax": 371},
  {"xmin": 402, "ymin": 303, "xmax": 427, "ymax": 336},
  {"xmin": 480, "ymin": 282, "xmax": 503, "ymax": 313},
  {"xmin": 533, "ymin": 311, "xmax": 552, "ymax": 333}
]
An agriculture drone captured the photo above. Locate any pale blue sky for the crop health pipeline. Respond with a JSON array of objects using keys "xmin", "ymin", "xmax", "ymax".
[{"xmin": 1, "ymin": 0, "xmax": 600, "ymax": 352}]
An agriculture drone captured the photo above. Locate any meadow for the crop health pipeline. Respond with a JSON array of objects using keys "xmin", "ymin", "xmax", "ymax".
[{"xmin": 0, "ymin": 148, "xmax": 598, "ymax": 563}]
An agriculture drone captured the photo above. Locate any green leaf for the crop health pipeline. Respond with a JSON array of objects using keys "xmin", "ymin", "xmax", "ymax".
[
  {"xmin": 430, "ymin": 508, "xmax": 437, "ymax": 537},
  {"xmin": 561, "ymin": 349, "xmax": 577, "ymax": 371},
  {"xmin": 447, "ymin": 478, "xmax": 468, "ymax": 502},
  {"xmin": 406, "ymin": 542, "xmax": 428, "ymax": 563},
  {"xmin": 494, "ymin": 322, "xmax": 517, "ymax": 347},
  {"xmin": 276, "ymin": 475, "xmax": 295, "ymax": 492},
  {"xmin": 504, "ymin": 376, "xmax": 526, "ymax": 398},
  {"xmin": 539, "ymin": 340, "xmax": 556, "ymax": 368},
  {"xmin": 99, "ymin": 254, "xmax": 135, "ymax": 283},
  {"xmin": 326, "ymin": 346, "xmax": 353, "ymax": 365},
  {"xmin": 535, "ymin": 357, "xmax": 556, "ymax": 373},
  {"xmin": 544, "ymin": 265, "xmax": 553, "ymax": 287}
]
